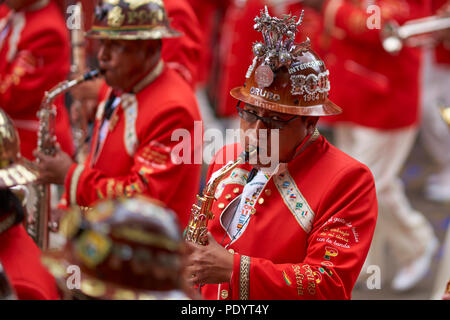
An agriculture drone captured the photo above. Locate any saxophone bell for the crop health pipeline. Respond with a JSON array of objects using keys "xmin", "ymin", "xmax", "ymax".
[{"xmin": 185, "ymin": 146, "xmax": 257, "ymax": 245}]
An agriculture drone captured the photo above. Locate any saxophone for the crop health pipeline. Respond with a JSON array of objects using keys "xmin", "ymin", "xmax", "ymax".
[
  {"xmin": 184, "ymin": 147, "xmax": 257, "ymax": 245},
  {"xmin": 28, "ymin": 70, "xmax": 101, "ymax": 250}
]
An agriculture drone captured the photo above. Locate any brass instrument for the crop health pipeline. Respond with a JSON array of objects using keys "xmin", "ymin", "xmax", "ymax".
[
  {"xmin": 70, "ymin": 1, "xmax": 89, "ymax": 163},
  {"xmin": 29, "ymin": 70, "xmax": 101, "ymax": 250},
  {"xmin": 185, "ymin": 147, "xmax": 257, "ymax": 245},
  {"xmin": 439, "ymin": 100, "xmax": 450, "ymax": 127},
  {"xmin": 382, "ymin": 15, "xmax": 450, "ymax": 54}
]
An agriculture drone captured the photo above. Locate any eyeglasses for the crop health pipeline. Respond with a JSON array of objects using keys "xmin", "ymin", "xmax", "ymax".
[{"xmin": 236, "ymin": 102, "xmax": 298, "ymax": 129}]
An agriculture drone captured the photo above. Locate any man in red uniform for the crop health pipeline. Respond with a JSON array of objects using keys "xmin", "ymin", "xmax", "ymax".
[
  {"xmin": 0, "ymin": 108, "xmax": 59, "ymax": 300},
  {"xmin": 185, "ymin": 8, "xmax": 378, "ymax": 300},
  {"xmin": 0, "ymin": 0, "xmax": 74, "ymax": 160},
  {"xmin": 302, "ymin": 0, "xmax": 439, "ymax": 291},
  {"xmin": 34, "ymin": 0, "xmax": 202, "ymax": 228}
]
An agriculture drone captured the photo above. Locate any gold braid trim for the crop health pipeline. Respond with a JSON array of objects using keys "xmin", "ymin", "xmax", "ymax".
[
  {"xmin": 70, "ymin": 164, "xmax": 85, "ymax": 206},
  {"xmin": 239, "ymin": 255, "xmax": 251, "ymax": 300}
]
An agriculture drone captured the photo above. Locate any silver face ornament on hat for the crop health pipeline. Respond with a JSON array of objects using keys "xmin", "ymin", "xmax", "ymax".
[
  {"xmin": 232, "ymin": 6, "xmax": 342, "ymax": 117},
  {"xmin": 250, "ymin": 6, "xmax": 306, "ymax": 88}
]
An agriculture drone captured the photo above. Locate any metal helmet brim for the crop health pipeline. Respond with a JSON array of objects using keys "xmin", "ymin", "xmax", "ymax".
[{"xmin": 230, "ymin": 86, "xmax": 342, "ymax": 117}]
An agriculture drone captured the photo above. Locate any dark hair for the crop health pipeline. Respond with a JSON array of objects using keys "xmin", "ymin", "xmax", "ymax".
[{"xmin": 0, "ymin": 189, "xmax": 25, "ymax": 224}]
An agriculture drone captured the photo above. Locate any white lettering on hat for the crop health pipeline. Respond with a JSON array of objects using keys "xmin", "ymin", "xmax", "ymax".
[{"xmin": 250, "ymin": 87, "xmax": 281, "ymax": 101}]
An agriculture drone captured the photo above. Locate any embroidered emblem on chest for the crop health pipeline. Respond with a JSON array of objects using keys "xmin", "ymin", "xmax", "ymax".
[{"xmin": 273, "ymin": 171, "xmax": 315, "ymax": 233}]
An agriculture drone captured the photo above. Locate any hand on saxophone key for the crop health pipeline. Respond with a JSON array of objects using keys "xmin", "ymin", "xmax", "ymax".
[
  {"xmin": 184, "ymin": 233, "xmax": 234, "ymax": 287},
  {"xmin": 33, "ymin": 143, "xmax": 75, "ymax": 185}
]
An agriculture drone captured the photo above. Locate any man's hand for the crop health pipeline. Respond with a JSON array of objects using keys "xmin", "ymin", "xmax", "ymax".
[
  {"xmin": 33, "ymin": 145, "xmax": 75, "ymax": 185},
  {"xmin": 184, "ymin": 233, "xmax": 234, "ymax": 286}
]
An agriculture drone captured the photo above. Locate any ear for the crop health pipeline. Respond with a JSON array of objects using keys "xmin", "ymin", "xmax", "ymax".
[{"xmin": 304, "ymin": 116, "xmax": 319, "ymax": 135}]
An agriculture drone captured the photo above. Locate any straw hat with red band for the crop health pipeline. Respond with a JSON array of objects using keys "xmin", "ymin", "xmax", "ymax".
[
  {"xmin": 86, "ymin": 0, "xmax": 182, "ymax": 40},
  {"xmin": 42, "ymin": 196, "xmax": 190, "ymax": 300},
  {"xmin": 0, "ymin": 108, "xmax": 38, "ymax": 189},
  {"xmin": 230, "ymin": 7, "xmax": 342, "ymax": 117}
]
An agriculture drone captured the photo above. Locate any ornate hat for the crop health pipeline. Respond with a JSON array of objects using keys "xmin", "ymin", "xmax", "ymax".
[
  {"xmin": 0, "ymin": 108, "xmax": 38, "ymax": 189},
  {"xmin": 86, "ymin": 0, "xmax": 181, "ymax": 40},
  {"xmin": 230, "ymin": 7, "xmax": 342, "ymax": 116},
  {"xmin": 42, "ymin": 196, "xmax": 189, "ymax": 300}
]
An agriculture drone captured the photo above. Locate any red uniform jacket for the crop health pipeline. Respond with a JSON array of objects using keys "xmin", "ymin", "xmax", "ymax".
[
  {"xmin": 201, "ymin": 135, "xmax": 377, "ymax": 300},
  {"xmin": 320, "ymin": 0, "xmax": 429, "ymax": 129},
  {"xmin": 0, "ymin": 221, "xmax": 59, "ymax": 300},
  {"xmin": 63, "ymin": 64, "xmax": 202, "ymax": 228},
  {"xmin": 0, "ymin": 1, "xmax": 74, "ymax": 159}
]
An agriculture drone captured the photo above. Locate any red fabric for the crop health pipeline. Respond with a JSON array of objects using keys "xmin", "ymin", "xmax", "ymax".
[
  {"xmin": 435, "ymin": 43, "xmax": 450, "ymax": 65},
  {"xmin": 201, "ymin": 136, "xmax": 378, "ymax": 300},
  {"xmin": 213, "ymin": 0, "xmax": 266, "ymax": 118},
  {"xmin": 163, "ymin": 0, "xmax": 202, "ymax": 88},
  {"xmin": 64, "ymin": 66, "xmax": 202, "ymax": 228},
  {"xmin": 187, "ymin": 0, "xmax": 228, "ymax": 85},
  {"xmin": 0, "ymin": 223, "xmax": 59, "ymax": 300},
  {"xmin": 320, "ymin": 0, "xmax": 429, "ymax": 129},
  {"xmin": 0, "ymin": 1, "xmax": 74, "ymax": 159}
]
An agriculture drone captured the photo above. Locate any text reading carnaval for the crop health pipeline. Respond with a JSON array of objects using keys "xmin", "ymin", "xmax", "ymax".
[{"xmin": 180, "ymin": 304, "xmax": 270, "ymax": 317}]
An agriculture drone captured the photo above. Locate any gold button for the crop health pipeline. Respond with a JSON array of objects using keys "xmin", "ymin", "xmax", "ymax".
[
  {"xmin": 233, "ymin": 187, "xmax": 240, "ymax": 194},
  {"xmin": 225, "ymin": 194, "xmax": 232, "ymax": 200},
  {"xmin": 228, "ymin": 248, "xmax": 235, "ymax": 254},
  {"xmin": 220, "ymin": 289, "xmax": 229, "ymax": 299},
  {"xmin": 218, "ymin": 203, "xmax": 225, "ymax": 209},
  {"xmin": 265, "ymin": 189, "xmax": 272, "ymax": 196},
  {"xmin": 258, "ymin": 198, "xmax": 265, "ymax": 205}
]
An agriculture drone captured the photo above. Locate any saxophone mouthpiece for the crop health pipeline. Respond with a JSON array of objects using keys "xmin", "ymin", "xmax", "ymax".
[
  {"xmin": 83, "ymin": 69, "xmax": 101, "ymax": 81},
  {"xmin": 243, "ymin": 146, "xmax": 258, "ymax": 163}
]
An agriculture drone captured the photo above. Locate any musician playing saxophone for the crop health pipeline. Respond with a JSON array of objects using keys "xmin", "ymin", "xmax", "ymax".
[
  {"xmin": 34, "ymin": 0, "xmax": 202, "ymax": 228},
  {"xmin": 184, "ymin": 8, "xmax": 378, "ymax": 300}
]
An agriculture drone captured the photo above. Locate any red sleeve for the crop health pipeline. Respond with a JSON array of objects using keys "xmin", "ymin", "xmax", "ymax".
[
  {"xmin": 65, "ymin": 104, "xmax": 199, "ymax": 226},
  {"xmin": 323, "ymin": 0, "xmax": 427, "ymax": 46},
  {"xmin": 229, "ymin": 165, "xmax": 378, "ymax": 300},
  {"xmin": 14, "ymin": 280, "xmax": 59, "ymax": 300},
  {"xmin": 162, "ymin": 0, "xmax": 202, "ymax": 87},
  {"xmin": 0, "ymin": 28, "xmax": 69, "ymax": 118}
]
